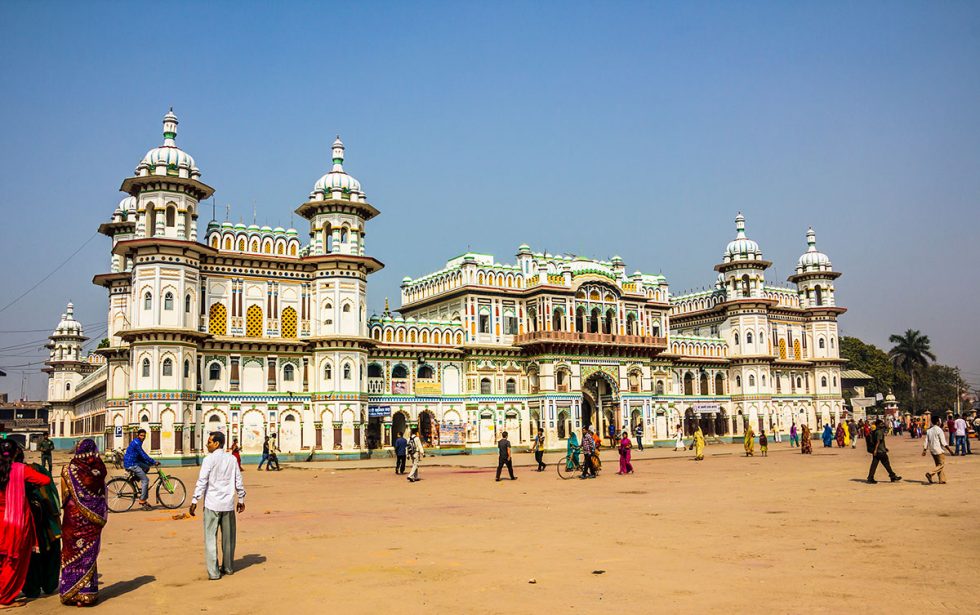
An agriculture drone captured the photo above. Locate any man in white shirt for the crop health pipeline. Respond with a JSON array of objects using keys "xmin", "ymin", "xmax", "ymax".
[
  {"xmin": 923, "ymin": 415, "xmax": 954, "ymax": 484},
  {"xmin": 953, "ymin": 414, "xmax": 969, "ymax": 456},
  {"xmin": 407, "ymin": 427, "xmax": 425, "ymax": 483},
  {"xmin": 190, "ymin": 431, "xmax": 246, "ymax": 580}
]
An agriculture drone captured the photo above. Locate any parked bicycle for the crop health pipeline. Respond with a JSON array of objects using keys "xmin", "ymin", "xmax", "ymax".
[
  {"xmin": 102, "ymin": 448, "xmax": 124, "ymax": 470},
  {"xmin": 106, "ymin": 467, "xmax": 187, "ymax": 512}
]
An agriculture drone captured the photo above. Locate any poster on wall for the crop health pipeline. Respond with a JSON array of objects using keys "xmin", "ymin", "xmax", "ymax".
[
  {"xmin": 415, "ymin": 381, "xmax": 441, "ymax": 395},
  {"xmin": 439, "ymin": 422, "xmax": 466, "ymax": 446},
  {"xmin": 392, "ymin": 381, "xmax": 408, "ymax": 395}
]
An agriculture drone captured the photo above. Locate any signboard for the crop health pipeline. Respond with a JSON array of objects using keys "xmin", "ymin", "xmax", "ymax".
[
  {"xmin": 439, "ymin": 422, "xmax": 466, "ymax": 446},
  {"xmin": 115, "ymin": 426, "xmax": 123, "ymax": 438},
  {"xmin": 693, "ymin": 403, "xmax": 720, "ymax": 414},
  {"xmin": 368, "ymin": 405, "xmax": 391, "ymax": 418},
  {"xmin": 415, "ymin": 381, "xmax": 442, "ymax": 395}
]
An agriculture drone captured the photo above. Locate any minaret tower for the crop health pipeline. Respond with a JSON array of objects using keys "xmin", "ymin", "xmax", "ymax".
[
  {"xmin": 789, "ymin": 227, "xmax": 847, "ymax": 425},
  {"xmin": 94, "ymin": 110, "xmax": 215, "ymax": 454},
  {"xmin": 43, "ymin": 303, "xmax": 88, "ymax": 439},
  {"xmin": 297, "ymin": 136, "xmax": 384, "ymax": 450}
]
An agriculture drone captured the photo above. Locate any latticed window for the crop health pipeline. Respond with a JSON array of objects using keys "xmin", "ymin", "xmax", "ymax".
[
  {"xmin": 162, "ymin": 358, "xmax": 173, "ymax": 377},
  {"xmin": 164, "ymin": 292, "xmax": 174, "ymax": 310},
  {"xmin": 793, "ymin": 340, "xmax": 802, "ymax": 359},
  {"xmin": 283, "ymin": 364, "xmax": 295, "ymax": 381},
  {"xmin": 281, "ymin": 307, "xmax": 298, "ymax": 338},
  {"xmin": 246, "ymin": 305, "xmax": 263, "ymax": 337},
  {"xmin": 209, "ymin": 303, "xmax": 227, "ymax": 336},
  {"xmin": 209, "ymin": 363, "xmax": 221, "ymax": 380}
]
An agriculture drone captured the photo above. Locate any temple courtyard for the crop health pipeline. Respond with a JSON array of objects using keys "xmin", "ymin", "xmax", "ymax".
[{"xmin": 27, "ymin": 437, "xmax": 977, "ymax": 613}]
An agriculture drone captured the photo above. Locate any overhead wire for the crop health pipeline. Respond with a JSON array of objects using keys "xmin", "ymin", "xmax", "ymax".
[{"xmin": 0, "ymin": 231, "xmax": 100, "ymax": 314}]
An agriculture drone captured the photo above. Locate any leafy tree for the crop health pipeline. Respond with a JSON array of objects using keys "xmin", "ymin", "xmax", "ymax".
[
  {"xmin": 917, "ymin": 364, "xmax": 966, "ymax": 414},
  {"xmin": 839, "ymin": 336, "xmax": 898, "ymax": 398},
  {"xmin": 97, "ymin": 338, "xmax": 110, "ymax": 349},
  {"xmin": 888, "ymin": 329, "xmax": 936, "ymax": 409}
]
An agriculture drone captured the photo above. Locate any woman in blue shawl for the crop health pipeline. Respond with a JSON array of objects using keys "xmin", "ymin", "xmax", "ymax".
[
  {"xmin": 565, "ymin": 432, "xmax": 580, "ymax": 471},
  {"xmin": 821, "ymin": 424, "xmax": 834, "ymax": 448}
]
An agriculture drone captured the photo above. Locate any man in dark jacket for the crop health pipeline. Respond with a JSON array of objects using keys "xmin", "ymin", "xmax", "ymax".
[
  {"xmin": 868, "ymin": 419, "xmax": 902, "ymax": 484},
  {"xmin": 393, "ymin": 432, "xmax": 408, "ymax": 475}
]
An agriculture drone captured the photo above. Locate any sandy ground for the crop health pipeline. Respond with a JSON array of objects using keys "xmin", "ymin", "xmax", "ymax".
[{"xmin": 22, "ymin": 436, "xmax": 979, "ymax": 614}]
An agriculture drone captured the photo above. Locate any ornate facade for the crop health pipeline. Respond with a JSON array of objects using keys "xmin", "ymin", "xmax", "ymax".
[{"xmin": 47, "ymin": 111, "xmax": 846, "ymax": 458}]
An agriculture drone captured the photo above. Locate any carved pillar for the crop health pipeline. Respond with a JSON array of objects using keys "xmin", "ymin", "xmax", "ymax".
[
  {"xmin": 314, "ymin": 422, "xmax": 323, "ymax": 449},
  {"xmin": 332, "ymin": 422, "xmax": 342, "ymax": 449},
  {"xmin": 174, "ymin": 424, "xmax": 184, "ymax": 453}
]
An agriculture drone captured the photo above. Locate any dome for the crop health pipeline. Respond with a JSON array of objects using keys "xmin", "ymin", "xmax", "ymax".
[
  {"xmin": 401, "ymin": 276, "xmax": 413, "ymax": 283},
  {"xmin": 135, "ymin": 109, "xmax": 200, "ymax": 179},
  {"xmin": 797, "ymin": 227, "xmax": 832, "ymax": 270},
  {"xmin": 247, "ymin": 223, "xmax": 260, "ymax": 232},
  {"xmin": 273, "ymin": 226, "xmax": 285, "ymax": 233},
  {"xmin": 220, "ymin": 221, "xmax": 233, "ymax": 229},
  {"xmin": 260, "ymin": 225, "xmax": 272, "ymax": 232},
  {"xmin": 286, "ymin": 228, "xmax": 298, "ymax": 236},
  {"xmin": 310, "ymin": 137, "xmax": 365, "ymax": 202},
  {"xmin": 234, "ymin": 222, "xmax": 246, "ymax": 231},
  {"xmin": 117, "ymin": 196, "xmax": 137, "ymax": 213},
  {"xmin": 724, "ymin": 212, "xmax": 762, "ymax": 261},
  {"xmin": 53, "ymin": 302, "xmax": 84, "ymax": 337}
]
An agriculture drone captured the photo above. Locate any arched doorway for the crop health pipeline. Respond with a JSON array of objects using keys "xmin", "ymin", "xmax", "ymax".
[
  {"xmin": 715, "ymin": 411, "xmax": 729, "ymax": 436},
  {"xmin": 684, "ymin": 408, "xmax": 697, "ymax": 435},
  {"xmin": 391, "ymin": 411, "xmax": 407, "ymax": 442},
  {"xmin": 419, "ymin": 410, "xmax": 434, "ymax": 445},
  {"xmin": 581, "ymin": 371, "xmax": 619, "ymax": 438}
]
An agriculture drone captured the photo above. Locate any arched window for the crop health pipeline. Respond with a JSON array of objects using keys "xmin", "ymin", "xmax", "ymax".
[
  {"xmin": 821, "ymin": 376, "xmax": 828, "ymax": 388},
  {"xmin": 164, "ymin": 292, "xmax": 174, "ymax": 310},
  {"xmin": 830, "ymin": 337, "xmax": 835, "ymax": 348},
  {"xmin": 143, "ymin": 292, "xmax": 152, "ymax": 310},
  {"xmin": 748, "ymin": 374, "xmax": 755, "ymax": 387},
  {"xmin": 343, "ymin": 363, "xmax": 352, "ymax": 380},
  {"xmin": 818, "ymin": 338, "xmax": 825, "ymax": 349},
  {"xmin": 281, "ymin": 306, "xmax": 297, "ymax": 338},
  {"xmin": 323, "ymin": 363, "xmax": 332, "ymax": 380},
  {"xmin": 505, "ymin": 378, "xmax": 516, "ymax": 394},
  {"xmin": 208, "ymin": 303, "xmax": 227, "ymax": 336},
  {"xmin": 735, "ymin": 375, "xmax": 742, "ymax": 388},
  {"xmin": 368, "ymin": 363, "xmax": 382, "ymax": 378},
  {"xmin": 162, "ymin": 358, "xmax": 173, "ymax": 377},
  {"xmin": 715, "ymin": 373, "xmax": 724, "ymax": 394},
  {"xmin": 796, "ymin": 377, "xmax": 802, "ymax": 389},
  {"xmin": 283, "ymin": 364, "xmax": 295, "ymax": 381},
  {"xmin": 814, "ymin": 285, "xmax": 823, "ymax": 306},
  {"xmin": 626, "ymin": 313, "xmax": 636, "ymax": 336},
  {"xmin": 575, "ymin": 307, "xmax": 585, "ymax": 332},
  {"xmin": 392, "ymin": 364, "xmax": 408, "ymax": 379},
  {"xmin": 208, "ymin": 363, "xmax": 221, "ymax": 381},
  {"xmin": 589, "ymin": 308, "xmax": 600, "ymax": 333},
  {"xmin": 65, "ymin": 382, "xmax": 71, "ymax": 392},
  {"xmin": 141, "ymin": 357, "xmax": 151, "ymax": 378},
  {"xmin": 734, "ymin": 332, "xmax": 739, "ymax": 345},
  {"xmin": 183, "ymin": 359, "xmax": 190, "ymax": 378},
  {"xmin": 683, "ymin": 373, "xmax": 694, "ymax": 396},
  {"xmin": 699, "ymin": 373, "xmax": 709, "ymax": 395},
  {"xmin": 184, "ymin": 294, "xmax": 191, "ymax": 313},
  {"xmin": 655, "ymin": 380, "xmax": 665, "ymax": 395},
  {"xmin": 246, "ymin": 304, "xmax": 263, "ymax": 337},
  {"xmin": 480, "ymin": 378, "xmax": 492, "ymax": 394},
  {"xmin": 746, "ymin": 331, "xmax": 753, "ymax": 344},
  {"xmin": 552, "ymin": 308, "xmax": 562, "ymax": 332},
  {"xmin": 417, "ymin": 364, "xmax": 434, "ymax": 379},
  {"xmin": 166, "ymin": 206, "xmax": 176, "ymax": 227},
  {"xmin": 603, "ymin": 309, "xmax": 614, "ymax": 334},
  {"xmin": 342, "ymin": 303, "xmax": 351, "ymax": 313},
  {"xmin": 833, "ymin": 376, "xmax": 837, "ymax": 387}
]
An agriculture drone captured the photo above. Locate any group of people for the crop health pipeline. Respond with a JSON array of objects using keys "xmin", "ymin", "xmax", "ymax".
[
  {"xmin": 0, "ymin": 436, "xmax": 108, "ymax": 607},
  {"xmin": 392, "ymin": 429, "xmax": 425, "ymax": 482}
]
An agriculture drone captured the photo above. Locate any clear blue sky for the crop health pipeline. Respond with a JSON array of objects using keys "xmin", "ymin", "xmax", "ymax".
[{"xmin": 1, "ymin": 1, "xmax": 978, "ymax": 399}]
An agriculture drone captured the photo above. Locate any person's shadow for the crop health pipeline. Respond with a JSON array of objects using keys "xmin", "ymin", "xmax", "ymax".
[
  {"xmin": 99, "ymin": 575, "xmax": 155, "ymax": 601},
  {"xmin": 234, "ymin": 553, "xmax": 266, "ymax": 572}
]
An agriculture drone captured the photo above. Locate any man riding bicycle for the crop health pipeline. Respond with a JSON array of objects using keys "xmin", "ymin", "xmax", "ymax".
[{"xmin": 124, "ymin": 428, "xmax": 160, "ymax": 510}]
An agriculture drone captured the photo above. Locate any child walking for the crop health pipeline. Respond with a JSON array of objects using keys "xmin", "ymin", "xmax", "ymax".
[{"xmin": 759, "ymin": 430, "xmax": 769, "ymax": 457}]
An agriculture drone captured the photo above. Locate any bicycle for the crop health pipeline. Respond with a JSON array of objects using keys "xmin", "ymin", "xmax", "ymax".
[
  {"xmin": 106, "ymin": 467, "xmax": 187, "ymax": 513},
  {"xmin": 556, "ymin": 449, "xmax": 601, "ymax": 479},
  {"xmin": 102, "ymin": 449, "xmax": 124, "ymax": 470}
]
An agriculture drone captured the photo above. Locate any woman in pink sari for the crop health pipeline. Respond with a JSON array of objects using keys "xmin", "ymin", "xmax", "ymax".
[
  {"xmin": 617, "ymin": 430, "xmax": 634, "ymax": 475},
  {"xmin": 0, "ymin": 438, "xmax": 52, "ymax": 606}
]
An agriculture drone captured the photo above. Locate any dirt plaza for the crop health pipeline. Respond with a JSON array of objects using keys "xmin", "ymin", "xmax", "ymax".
[{"xmin": 27, "ymin": 437, "xmax": 978, "ymax": 614}]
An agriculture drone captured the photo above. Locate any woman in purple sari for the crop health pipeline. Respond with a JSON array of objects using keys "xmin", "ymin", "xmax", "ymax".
[{"xmin": 59, "ymin": 439, "xmax": 107, "ymax": 606}]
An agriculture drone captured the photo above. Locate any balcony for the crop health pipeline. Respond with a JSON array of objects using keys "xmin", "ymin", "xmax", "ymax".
[
  {"xmin": 514, "ymin": 331, "xmax": 667, "ymax": 353},
  {"xmin": 367, "ymin": 378, "xmax": 385, "ymax": 394}
]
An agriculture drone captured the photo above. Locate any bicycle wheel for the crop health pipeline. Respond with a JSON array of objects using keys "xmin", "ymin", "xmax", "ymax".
[
  {"xmin": 156, "ymin": 475, "xmax": 187, "ymax": 509},
  {"xmin": 556, "ymin": 456, "xmax": 573, "ymax": 480},
  {"xmin": 106, "ymin": 478, "xmax": 137, "ymax": 513}
]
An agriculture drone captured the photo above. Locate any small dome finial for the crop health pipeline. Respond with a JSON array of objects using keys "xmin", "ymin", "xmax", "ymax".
[
  {"xmin": 332, "ymin": 136, "xmax": 345, "ymax": 169},
  {"xmin": 806, "ymin": 227, "xmax": 817, "ymax": 250},
  {"xmin": 162, "ymin": 108, "xmax": 178, "ymax": 146},
  {"xmin": 735, "ymin": 212, "xmax": 746, "ymax": 237}
]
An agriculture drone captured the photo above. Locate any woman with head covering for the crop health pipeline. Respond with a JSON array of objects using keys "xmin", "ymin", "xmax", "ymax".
[
  {"xmin": 59, "ymin": 439, "xmax": 108, "ymax": 606},
  {"xmin": 688, "ymin": 424, "xmax": 705, "ymax": 461},
  {"xmin": 0, "ymin": 437, "xmax": 52, "ymax": 605},
  {"xmin": 565, "ymin": 431, "xmax": 580, "ymax": 472},
  {"xmin": 801, "ymin": 425, "xmax": 813, "ymax": 454},
  {"xmin": 822, "ymin": 424, "xmax": 834, "ymax": 448},
  {"xmin": 20, "ymin": 442, "xmax": 61, "ymax": 601},
  {"xmin": 835, "ymin": 423, "xmax": 845, "ymax": 448},
  {"xmin": 617, "ymin": 431, "xmax": 634, "ymax": 475},
  {"xmin": 744, "ymin": 424, "xmax": 755, "ymax": 457}
]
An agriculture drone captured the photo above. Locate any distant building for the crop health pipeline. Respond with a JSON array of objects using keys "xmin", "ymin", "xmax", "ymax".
[
  {"xmin": 0, "ymin": 394, "xmax": 50, "ymax": 448},
  {"xmin": 46, "ymin": 110, "xmax": 847, "ymax": 458}
]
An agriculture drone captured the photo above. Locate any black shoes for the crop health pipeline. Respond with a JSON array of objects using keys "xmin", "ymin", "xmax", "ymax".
[{"xmin": 890, "ymin": 476, "xmax": 902, "ymax": 482}]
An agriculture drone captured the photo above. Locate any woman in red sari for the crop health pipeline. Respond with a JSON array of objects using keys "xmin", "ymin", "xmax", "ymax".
[
  {"xmin": 59, "ymin": 439, "xmax": 108, "ymax": 606},
  {"xmin": 0, "ymin": 438, "xmax": 52, "ymax": 606}
]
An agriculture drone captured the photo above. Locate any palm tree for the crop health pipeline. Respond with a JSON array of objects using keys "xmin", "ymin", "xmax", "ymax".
[{"xmin": 888, "ymin": 329, "xmax": 936, "ymax": 405}]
